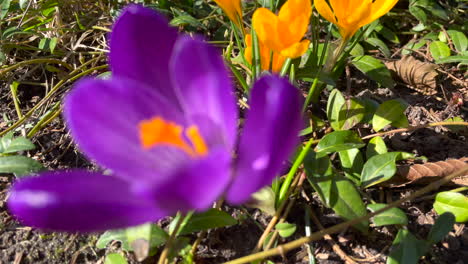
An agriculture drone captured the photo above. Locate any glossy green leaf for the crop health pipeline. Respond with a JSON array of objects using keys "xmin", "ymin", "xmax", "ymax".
[
  {"xmin": 352, "ymin": 55, "xmax": 395, "ymax": 88},
  {"xmin": 430, "ymin": 41, "xmax": 451, "ymax": 60},
  {"xmin": 367, "ymin": 204, "xmax": 408, "ymax": 226},
  {"xmin": 372, "ymin": 99, "xmax": 408, "ymax": 132},
  {"xmin": 359, "ymin": 98, "xmax": 379, "ymax": 124},
  {"xmin": 366, "ymin": 136, "xmax": 388, "ymax": 159},
  {"xmin": 341, "ymin": 99, "xmax": 365, "ymax": 130},
  {"xmin": 326, "ymin": 89, "xmax": 346, "ymax": 131},
  {"xmin": 316, "ymin": 131, "xmax": 365, "ymax": 154},
  {"xmin": 97, "ymin": 224, "xmax": 168, "ymax": 253},
  {"xmin": 349, "ymin": 43, "xmax": 364, "ymax": 56},
  {"xmin": 247, "ymin": 187, "xmax": 276, "ymax": 216},
  {"xmin": 1, "ymin": 137, "xmax": 35, "ymax": 154},
  {"xmin": 104, "ymin": 253, "xmax": 128, "ymax": 264},
  {"xmin": 0, "ymin": 156, "xmax": 43, "ymax": 176},
  {"xmin": 0, "ymin": 132, "xmax": 14, "ymax": 153},
  {"xmin": 305, "ymin": 152, "xmax": 368, "ymax": 233},
  {"xmin": 338, "ymin": 148, "xmax": 364, "ymax": 183},
  {"xmin": 402, "ymin": 39, "xmax": 426, "ymax": 55},
  {"xmin": 427, "ymin": 212, "xmax": 455, "ymax": 243},
  {"xmin": 170, "ymin": 15, "xmax": 205, "ymax": 29},
  {"xmin": 178, "ymin": 209, "xmax": 237, "ymax": 235},
  {"xmin": 361, "ymin": 152, "xmax": 402, "ymax": 188},
  {"xmin": 409, "ymin": 5, "xmax": 426, "ymax": 23},
  {"xmin": 447, "ymin": 30, "xmax": 467, "ymax": 53},
  {"xmin": 97, "ymin": 230, "xmax": 131, "ymax": 250},
  {"xmin": 435, "ymin": 55, "xmax": 468, "ymax": 65},
  {"xmin": 126, "ymin": 223, "xmax": 168, "ymax": 261},
  {"xmin": 387, "ymin": 229, "xmax": 428, "ymax": 264},
  {"xmin": 365, "ymin": 37, "xmax": 391, "ymax": 58},
  {"xmin": 275, "ymin": 222, "xmax": 297, "ymax": 238},
  {"xmin": 375, "ymin": 25, "xmax": 399, "ymax": 44},
  {"xmin": 433, "ymin": 192, "xmax": 468, "ymax": 223},
  {"xmin": 0, "ymin": 0, "xmax": 10, "ymax": 19}
]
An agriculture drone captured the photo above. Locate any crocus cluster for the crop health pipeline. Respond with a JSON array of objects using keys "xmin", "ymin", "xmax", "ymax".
[
  {"xmin": 315, "ymin": 0, "xmax": 399, "ymax": 41},
  {"xmin": 245, "ymin": 0, "xmax": 311, "ymax": 72},
  {"xmin": 7, "ymin": 5, "xmax": 302, "ymax": 232}
]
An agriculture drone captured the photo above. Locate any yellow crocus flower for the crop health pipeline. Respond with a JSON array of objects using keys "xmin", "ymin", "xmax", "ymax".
[
  {"xmin": 244, "ymin": 33, "xmax": 286, "ymax": 73},
  {"xmin": 252, "ymin": 0, "xmax": 311, "ymax": 59},
  {"xmin": 213, "ymin": 0, "xmax": 243, "ymax": 28},
  {"xmin": 315, "ymin": 0, "xmax": 399, "ymax": 41}
]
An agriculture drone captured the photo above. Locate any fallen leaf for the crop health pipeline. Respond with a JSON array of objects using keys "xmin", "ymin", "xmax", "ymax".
[
  {"xmin": 385, "ymin": 157, "xmax": 468, "ymax": 186},
  {"xmin": 385, "ymin": 56, "xmax": 438, "ymax": 95}
]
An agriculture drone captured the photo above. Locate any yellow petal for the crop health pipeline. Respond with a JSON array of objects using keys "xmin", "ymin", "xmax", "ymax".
[
  {"xmin": 329, "ymin": 0, "xmax": 346, "ymax": 22},
  {"xmin": 278, "ymin": 0, "xmax": 312, "ymax": 47},
  {"xmin": 271, "ymin": 52, "xmax": 287, "ymax": 73},
  {"xmin": 252, "ymin": 8, "xmax": 282, "ymax": 52},
  {"xmin": 362, "ymin": 0, "xmax": 399, "ymax": 26},
  {"xmin": 280, "ymin": 39, "xmax": 310, "ymax": 58},
  {"xmin": 213, "ymin": 0, "xmax": 243, "ymax": 27},
  {"xmin": 244, "ymin": 46, "xmax": 252, "ymax": 64},
  {"xmin": 314, "ymin": 0, "xmax": 337, "ymax": 24}
]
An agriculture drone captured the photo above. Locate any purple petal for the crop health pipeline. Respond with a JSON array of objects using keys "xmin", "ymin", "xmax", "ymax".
[
  {"xmin": 170, "ymin": 36, "xmax": 238, "ymax": 148},
  {"xmin": 7, "ymin": 171, "xmax": 164, "ymax": 232},
  {"xmin": 137, "ymin": 147, "xmax": 231, "ymax": 214},
  {"xmin": 226, "ymin": 75, "xmax": 303, "ymax": 204},
  {"xmin": 65, "ymin": 77, "xmax": 189, "ymax": 183},
  {"xmin": 110, "ymin": 4, "xmax": 181, "ymax": 107}
]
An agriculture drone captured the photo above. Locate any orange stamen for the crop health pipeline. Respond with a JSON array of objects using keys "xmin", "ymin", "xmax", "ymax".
[{"xmin": 138, "ymin": 117, "xmax": 208, "ymax": 156}]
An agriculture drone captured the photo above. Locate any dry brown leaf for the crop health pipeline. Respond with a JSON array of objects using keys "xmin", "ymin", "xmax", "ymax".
[
  {"xmin": 384, "ymin": 56, "xmax": 438, "ymax": 95},
  {"xmin": 387, "ymin": 157, "xmax": 468, "ymax": 186}
]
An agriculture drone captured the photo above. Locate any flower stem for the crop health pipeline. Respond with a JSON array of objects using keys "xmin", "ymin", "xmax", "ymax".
[{"xmin": 157, "ymin": 214, "xmax": 186, "ymax": 264}]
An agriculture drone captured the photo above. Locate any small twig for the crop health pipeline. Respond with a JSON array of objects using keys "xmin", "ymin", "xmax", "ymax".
[
  {"xmin": 306, "ymin": 205, "xmax": 358, "ymax": 264},
  {"xmin": 361, "ymin": 121, "xmax": 468, "ymax": 140},
  {"xmin": 253, "ymin": 170, "xmax": 303, "ymax": 252}
]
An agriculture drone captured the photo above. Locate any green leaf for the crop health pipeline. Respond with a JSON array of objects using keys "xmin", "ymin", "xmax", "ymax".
[
  {"xmin": 352, "ymin": 55, "xmax": 395, "ymax": 88},
  {"xmin": 409, "ymin": 5, "xmax": 426, "ymax": 23},
  {"xmin": 0, "ymin": 0, "xmax": 10, "ymax": 19},
  {"xmin": 387, "ymin": 229, "xmax": 428, "ymax": 264},
  {"xmin": 341, "ymin": 99, "xmax": 365, "ymax": 130},
  {"xmin": 338, "ymin": 148, "xmax": 364, "ymax": 183},
  {"xmin": 430, "ymin": 41, "xmax": 451, "ymax": 60},
  {"xmin": 435, "ymin": 55, "xmax": 468, "ymax": 65},
  {"xmin": 0, "ymin": 156, "xmax": 43, "ymax": 176},
  {"xmin": 97, "ymin": 224, "xmax": 168, "ymax": 254},
  {"xmin": 433, "ymin": 192, "xmax": 468, "ymax": 223},
  {"xmin": 366, "ymin": 136, "xmax": 388, "ymax": 159},
  {"xmin": 275, "ymin": 222, "xmax": 297, "ymax": 238},
  {"xmin": 305, "ymin": 152, "xmax": 368, "ymax": 233},
  {"xmin": 375, "ymin": 25, "xmax": 399, "ymax": 44},
  {"xmin": 170, "ymin": 15, "xmax": 205, "ymax": 29},
  {"xmin": 316, "ymin": 131, "xmax": 365, "ymax": 154},
  {"xmin": 349, "ymin": 43, "xmax": 364, "ymax": 56},
  {"xmin": 367, "ymin": 203, "xmax": 408, "ymax": 226},
  {"xmin": 427, "ymin": 212, "xmax": 455, "ymax": 243},
  {"xmin": 372, "ymin": 99, "xmax": 408, "ymax": 132},
  {"xmin": 247, "ymin": 187, "xmax": 276, "ymax": 216},
  {"xmin": 402, "ymin": 39, "xmax": 426, "ymax": 55},
  {"xmin": 178, "ymin": 209, "xmax": 237, "ymax": 235},
  {"xmin": 326, "ymin": 89, "xmax": 346, "ymax": 131},
  {"xmin": 0, "ymin": 132, "xmax": 14, "ymax": 153},
  {"xmin": 326, "ymin": 176, "xmax": 368, "ymax": 233},
  {"xmin": 361, "ymin": 152, "xmax": 402, "ymax": 188},
  {"xmin": 359, "ymin": 98, "xmax": 379, "ymax": 124},
  {"xmin": 126, "ymin": 223, "xmax": 168, "ymax": 261},
  {"xmin": 447, "ymin": 30, "xmax": 467, "ymax": 53},
  {"xmin": 365, "ymin": 37, "xmax": 391, "ymax": 58},
  {"xmin": 2, "ymin": 137, "xmax": 35, "ymax": 154},
  {"xmin": 104, "ymin": 253, "xmax": 128, "ymax": 264}
]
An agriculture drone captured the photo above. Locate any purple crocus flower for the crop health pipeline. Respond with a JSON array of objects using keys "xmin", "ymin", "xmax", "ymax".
[{"xmin": 7, "ymin": 5, "xmax": 302, "ymax": 232}]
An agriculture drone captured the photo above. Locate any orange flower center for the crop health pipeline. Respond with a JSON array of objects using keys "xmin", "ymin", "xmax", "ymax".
[{"xmin": 138, "ymin": 117, "xmax": 208, "ymax": 156}]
